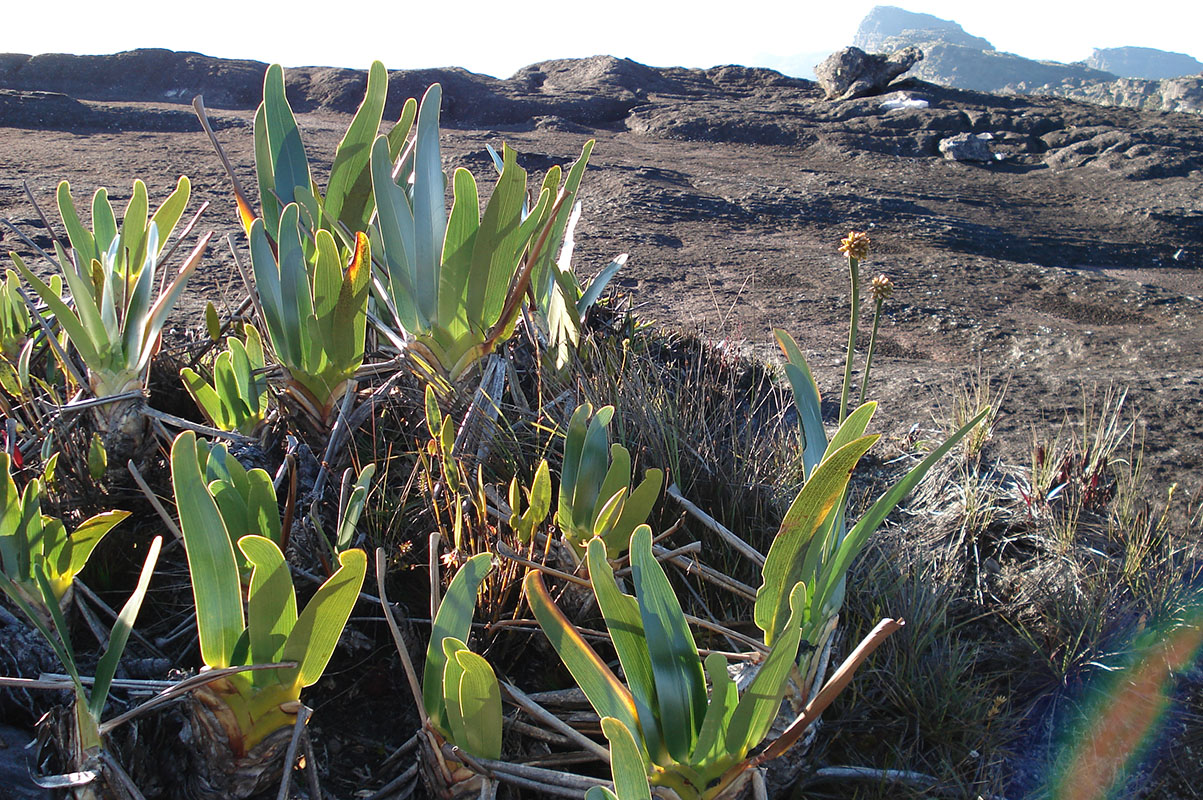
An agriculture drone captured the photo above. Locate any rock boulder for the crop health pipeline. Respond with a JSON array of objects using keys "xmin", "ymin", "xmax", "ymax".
[{"xmin": 815, "ymin": 46, "xmax": 923, "ymax": 101}]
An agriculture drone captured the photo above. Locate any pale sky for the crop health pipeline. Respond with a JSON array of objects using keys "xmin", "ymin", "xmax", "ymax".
[{"xmin": 6, "ymin": 1, "xmax": 1201, "ymax": 79}]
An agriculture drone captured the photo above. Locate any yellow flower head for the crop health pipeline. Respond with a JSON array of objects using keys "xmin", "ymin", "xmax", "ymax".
[
  {"xmin": 871, "ymin": 273, "xmax": 894, "ymax": 301},
  {"xmin": 838, "ymin": 230, "xmax": 871, "ymax": 260}
]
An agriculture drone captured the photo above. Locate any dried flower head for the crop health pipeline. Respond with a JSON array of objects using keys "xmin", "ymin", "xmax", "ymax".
[
  {"xmin": 871, "ymin": 273, "xmax": 894, "ymax": 301},
  {"xmin": 838, "ymin": 230, "xmax": 871, "ymax": 260}
]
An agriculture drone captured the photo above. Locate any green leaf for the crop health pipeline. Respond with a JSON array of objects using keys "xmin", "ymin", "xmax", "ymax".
[
  {"xmin": 274, "ymin": 205, "xmax": 311, "ymax": 368},
  {"xmin": 411, "ymin": 83, "xmax": 445, "ymax": 328},
  {"xmin": 262, "ymin": 64, "xmax": 310, "ymax": 215},
  {"xmin": 441, "ymin": 637, "xmax": 470, "ymax": 748},
  {"xmin": 370, "ymin": 135, "xmax": 421, "ymax": 333},
  {"xmin": 205, "ymin": 302, "xmax": 221, "ymax": 342},
  {"xmin": 135, "ymin": 231, "xmax": 208, "ymax": 374},
  {"xmin": 525, "ymin": 569, "xmax": 641, "ymax": 739},
  {"xmin": 239, "ymin": 535, "xmax": 298, "ymax": 672},
  {"xmin": 452, "ymin": 646, "xmax": 503, "ymax": 760},
  {"xmin": 601, "ymin": 716, "xmax": 652, "ymax": 800},
  {"xmin": 88, "ymin": 433, "xmax": 107, "ymax": 482},
  {"xmin": 117, "ymin": 180, "xmax": 149, "ymax": 280},
  {"xmin": 774, "ymin": 329, "xmax": 827, "ymax": 476},
  {"xmin": 325, "ymin": 61, "xmax": 388, "ymax": 235},
  {"xmin": 726, "ymin": 584, "xmax": 806, "ymax": 760},
  {"xmin": 423, "ymin": 552, "xmax": 492, "ymax": 736},
  {"xmin": 281, "ymin": 547, "xmax": 366, "ymax": 688},
  {"xmin": 689, "ymin": 652, "xmax": 736, "ymax": 768},
  {"xmin": 10, "ymin": 252, "xmax": 103, "ymax": 370},
  {"xmin": 90, "ymin": 535, "xmax": 161, "ymax": 719},
  {"xmin": 56, "ymin": 182, "xmax": 97, "ymax": 266},
  {"xmin": 816, "ymin": 407, "xmax": 992, "ymax": 616},
  {"xmin": 586, "ymin": 538, "xmax": 662, "ymax": 761},
  {"xmin": 148, "ymin": 176, "xmax": 191, "ymax": 255},
  {"xmin": 754, "ymin": 433, "xmax": 878, "ymax": 645},
  {"xmin": 386, "ymin": 97, "xmax": 418, "ymax": 163},
  {"xmin": 439, "ymin": 168, "xmax": 479, "ymax": 339},
  {"xmin": 557, "ymin": 403, "xmax": 592, "ymax": 531},
  {"xmin": 629, "ymin": 526, "xmax": 706, "ymax": 761},
  {"xmin": 171, "ymin": 431, "xmax": 244, "ymax": 668},
  {"xmin": 468, "ymin": 144, "xmax": 528, "ymax": 331},
  {"xmin": 59, "ymin": 510, "xmax": 129, "ymax": 589},
  {"xmin": 253, "ymin": 104, "xmax": 279, "ymax": 236},
  {"xmin": 607, "ymin": 468, "xmax": 663, "ymax": 557},
  {"xmin": 91, "ymin": 188, "xmax": 118, "ymax": 255}
]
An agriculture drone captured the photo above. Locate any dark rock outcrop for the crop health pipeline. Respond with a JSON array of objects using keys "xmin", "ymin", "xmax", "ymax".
[
  {"xmin": 814, "ymin": 46, "xmax": 923, "ymax": 100},
  {"xmin": 1084, "ymin": 46, "xmax": 1203, "ymax": 80}
]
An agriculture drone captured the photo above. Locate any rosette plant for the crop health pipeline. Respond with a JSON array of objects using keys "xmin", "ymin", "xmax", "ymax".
[
  {"xmin": 10, "ymin": 177, "xmax": 208, "ymax": 458},
  {"xmin": 763, "ymin": 329, "xmax": 990, "ymax": 696},
  {"xmin": 0, "ymin": 451, "xmax": 129, "ymax": 616},
  {"xmin": 526, "ymin": 529, "xmax": 810, "ymax": 799},
  {"xmin": 196, "ymin": 62, "xmax": 395, "ymax": 429},
  {"xmin": 371, "ymin": 83, "xmax": 609, "ymax": 385},
  {"xmin": 557, "ymin": 403, "xmax": 662, "ymax": 558},
  {"xmin": 170, "ymin": 431, "xmax": 366, "ymax": 798},
  {"xmin": 180, "ymin": 322, "xmax": 270, "ymax": 437},
  {"xmin": 417, "ymin": 552, "xmax": 504, "ymax": 798}
]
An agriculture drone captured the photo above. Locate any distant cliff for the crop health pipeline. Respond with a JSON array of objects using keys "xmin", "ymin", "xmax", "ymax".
[{"xmin": 1084, "ymin": 47, "xmax": 1203, "ymax": 80}]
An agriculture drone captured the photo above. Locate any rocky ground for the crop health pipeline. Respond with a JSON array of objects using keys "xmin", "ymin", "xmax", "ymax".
[
  {"xmin": 2, "ymin": 50, "xmax": 1203, "ymax": 799},
  {"xmin": 4, "ymin": 51, "xmax": 1202, "ymax": 496}
]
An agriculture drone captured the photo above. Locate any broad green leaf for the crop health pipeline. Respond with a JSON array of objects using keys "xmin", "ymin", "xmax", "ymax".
[
  {"xmin": 239, "ymin": 535, "xmax": 298, "ymax": 673},
  {"xmin": 578, "ymin": 254, "xmax": 627, "ymax": 316},
  {"xmin": 442, "ymin": 637, "xmax": 470, "ymax": 748},
  {"xmin": 439, "ymin": 168, "xmax": 479, "ymax": 339},
  {"xmin": 275, "ymin": 205, "xmax": 310, "ymax": 367},
  {"xmin": 172, "ymin": 431, "xmax": 244, "ymax": 668},
  {"xmin": 117, "ymin": 180, "xmax": 149, "ymax": 279},
  {"xmin": 246, "ymin": 469, "xmax": 283, "ymax": 546},
  {"xmin": 601, "ymin": 717, "xmax": 652, "ymax": 800},
  {"xmin": 253, "ymin": 104, "xmax": 279, "ymax": 235},
  {"xmin": 325, "ymin": 61, "xmax": 387, "ymax": 234},
  {"xmin": 412, "ymin": 84, "xmax": 445, "ymax": 327},
  {"xmin": 90, "ymin": 535, "xmax": 160, "ymax": 718},
  {"xmin": 262, "ymin": 65, "xmax": 310, "ymax": 214},
  {"xmin": 824, "ymin": 402, "xmax": 876, "ymax": 461},
  {"xmin": 775, "ymin": 329, "xmax": 827, "ymax": 476},
  {"xmin": 91, "ymin": 189, "xmax": 118, "ymax": 254},
  {"xmin": 58, "ymin": 510, "xmax": 129, "ymax": 592},
  {"xmin": 452, "ymin": 647, "xmax": 502, "ymax": 760},
  {"xmin": 136, "ymin": 232, "xmax": 208, "ymax": 373},
  {"xmin": 327, "ymin": 232, "xmax": 371, "ymax": 373},
  {"xmin": 386, "ymin": 97, "xmax": 418, "ymax": 163},
  {"xmin": 10, "ymin": 253, "xmax": 103, "ymax": 370},
  {"xmin": 558, "ymin": 403, "xmax": 592, "ymax": 530},
  {"xmin": 249, "ymin": 219, "xmax": 288, "ymax": 358},
  {"xmin": 689, "ymin": 653, "xmax": 737, "ymax": 768},
  {"xmin": 370, "ymin": 135, "xmax": 421, "ymax": 333},
  {"xmin": 754, "ymin": 433, "xmax": 878, "ymax": 645},
  {"xmin": 149, "ymin": 176, "xmax": 191, "ymax": 255},
  {"xmin": 571, "ymin": 407, "xmax": 615, "ymax": 535},
  {"xmin": 468, "ymin": 144, "xmax": 528, "ymax": 330},
  {"xmin": 423, "ymin": 551, "xmax": 492, "ymax": 736},
  {"xmin": 726, "ymin": 584, "xmax": 806, "ymax": 760},
  {"xmin": 281, "ymin": 547, "xmax": 366, "ymax": 688},
  {"xmin": 629, "ymin": 526, "xmax": 706, "ymax": 761},
  {"xmin": 607, "ymin": 468, "xmax": 663, "ymax": 557},
  {"xmin": 587, "ymin": 538, "xmax": 662, "ymax": 761},
  {"xmin": 525, "ymin": 570, "xmax": 641, "ymax": 738},
  {"xmin": 595, "ymin": 445, "xmax": 632, "ymax": 530},
  {"xmin": 0, "ymin": 453, "xmax": 23, "ymax": 575},
  {"xmin": 57, "ymin": 182, "xmax": 97, "ymax": 266}
]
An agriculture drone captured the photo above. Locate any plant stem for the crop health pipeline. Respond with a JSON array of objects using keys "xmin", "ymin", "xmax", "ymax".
[
  {"xmin": 858, "ymin": 297, "xmax": 884, "ymax": 406},
  {"xmin": 839, "ymin": 255, "xmax": 861, "ymax": 424}
]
